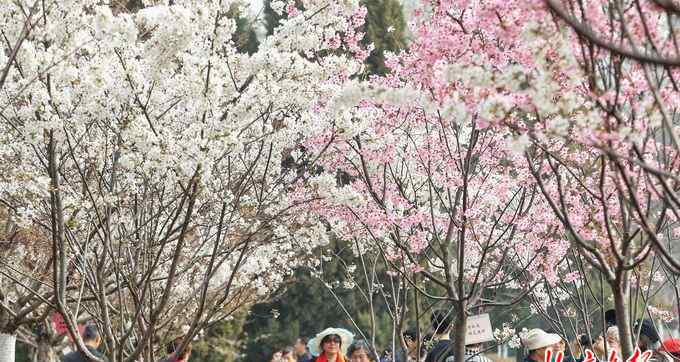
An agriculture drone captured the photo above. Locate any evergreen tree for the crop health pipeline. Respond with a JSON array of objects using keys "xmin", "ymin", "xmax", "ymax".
[
  {"xmin": 263, "ymin": 0, "xmax": 304, "ymax": 36},
  {"xmin": 263, "ymin": 0, "xmax": 283, "ymax": 36},
  {"xmin": 361, "ymin": 0, "xmax": 407, "ymax": 75},
  {"xmin": 262, "ymin": 0, "xmax": 407, "ymax": 75},
  {"xmin": 238, "ymin": 238, "xmax": 397, "ymax": 362},
  {"xmin": 228, "ymin": 2, "xmax": 260, "ymax": 54},
  {"xmin": 190, "ymin": 312, "xmax": 250, "ymax": 362}
]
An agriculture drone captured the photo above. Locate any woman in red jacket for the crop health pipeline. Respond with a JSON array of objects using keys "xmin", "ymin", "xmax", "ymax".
[{"xmin": 307, "ymin": 328, "xmax": 355, "ymax": 362}]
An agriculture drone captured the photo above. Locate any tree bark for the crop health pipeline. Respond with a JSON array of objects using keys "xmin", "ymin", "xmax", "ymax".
[
  {"xmin": 0, "ymin": 333, "xmax": 16, "ymax": 362},
  {"xmin": 32, "ymin": 335, "xmax": 58, "ymax": 362},
  {"xmin": 612, "ymin": 275, "xmax": 634, "ymax": 358},
  {"xmin": 453, "ymin": 302, "xmax": 467, "ymax": 362}
]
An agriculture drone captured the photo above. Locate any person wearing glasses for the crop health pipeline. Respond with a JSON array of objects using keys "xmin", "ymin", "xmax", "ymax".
[{"xmin": 307, "ymin": 328, "xmax": 355, "ymax": 362}]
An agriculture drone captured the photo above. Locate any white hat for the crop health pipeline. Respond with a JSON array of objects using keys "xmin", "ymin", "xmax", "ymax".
[
  {"xmin": 522, "ymin": 329, "xmax": 562, "ymax": 350},
  {"xmin": 307, "ymin": 328, "xmax": 354, "ymax": 356}
]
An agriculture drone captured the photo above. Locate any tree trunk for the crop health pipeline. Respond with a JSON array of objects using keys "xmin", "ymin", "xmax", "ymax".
[
  {"xmin": 612, "ymin": 276, "xmax": 634, "ymax": 358},
  {"xmin": 0, "ymin": 333, "xmax": 16, "ymax": 362},
  {"xmin": 453, "ymin": 302, "xmax": 467, "ymax": 362},
  {"xmin": 32, "ymin": 337, "xmax": 58, "ymax": 362}
]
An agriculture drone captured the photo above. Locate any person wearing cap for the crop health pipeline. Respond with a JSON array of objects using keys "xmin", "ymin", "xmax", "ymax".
[
  {"xmin": 62, "ymin": 324, "xmax": 108, "ymax": 362},
  {"xmin": 307, "ymin": 327, "xmax": 354, "ymax": 362},
  {"xmin": 634, "ymin": 319, "xmax": 672, "ymax": 362},
  {"xmin": 636, "ymin": 319, "xmax": 662, "ymax": 352},
  {"xmin": 521, "ymin": 329, "xmax": 563, "ymax": 362}
]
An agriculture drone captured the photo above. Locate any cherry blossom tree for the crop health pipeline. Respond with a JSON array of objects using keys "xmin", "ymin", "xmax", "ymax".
[
  {"xmin": 296, "ymin": 59, "xmax": 571, "ymax": 362},
  {"xmin": 0, "ymin": 0, "xmax": 367, "ymax": 361},
  {"xmin": 370, "ymin": 0, "xmax": 680, "ymax": 358}
]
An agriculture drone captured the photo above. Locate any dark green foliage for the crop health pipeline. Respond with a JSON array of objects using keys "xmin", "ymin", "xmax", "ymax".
[
  {"xmin": 237, "ymin": 239, "xmax": 397, "ymax": 362},
  {"xmin": 262, "ymin": 0, "xmax": 407, "ymax": 75},
  {"xmin": 228, "ymin": 3, "xmax": 260, "ymax": 54},
  {"xmin": 263, "ymin": 0, "xmax": 304, "ymax": 36},
  {"xmin": 190, "ymin": 312, "xmax": 250, "ymax": 362},
  {"xmin": 263, "ymin": 0, "xmax": 284, "ymax": 36},
  {"xmin": 361, "ymin": 0, "xmax": 407, "ymax": 75},
  {"xmin": 15, "ymin": 341, "xmax": 30, "ymax": 362}
]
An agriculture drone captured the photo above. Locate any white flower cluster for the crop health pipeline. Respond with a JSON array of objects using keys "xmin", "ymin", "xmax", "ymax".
[
  {"xmin": 0, "ymin": 0, "xmax": 364, "ymax": 351},
  {"xmin": 494, "ymin": 324, "xmax": 523, "ymax": 349}
]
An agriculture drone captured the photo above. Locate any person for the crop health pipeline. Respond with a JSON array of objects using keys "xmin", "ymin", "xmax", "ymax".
[
  {"xmin": 570, "ymin": 334, "xmax": 594, "ymax": 359},
  {"xmin": 544, "ymin": 329, "xmax": 567, "ymax": 355},
  {"xmin": 592, "ymin": 334, "xmax": 606, "ymax": 359},
  {"xmin": 636, "ymin": 319, "xmax": 662, "ymax": 352},
  {"xmin": 605, "ymin": 310, "xmax": 617, "ymax": 328},
  {"xmin": 661, "ymin": 338, "xmax": 680, "ymax": 360},
  {"xmin": 158, "ymin": 335, "xmax": 192, "ymax": 362},
  {"xmin": 424, "ymin": 310, "xmax": 495, "ymax": 362},
  {"xmin": 636, "ymin": 319, "xmax": 659, "ymax": 351},
  {"xmin": 634, "ymin": 319, "xmax": 672, "ymax": 362},
  {"xmin": 62, "ymin": 325, "xmax": 108, "ymax": 362},
  {"xmin": 271, "ymin": 351, "xmax": 285, "ymax": 362},
  {"xmin": 381, "ymin": 349, "xmax": 393, "ymax": 362},
  {"xmin": 463, "ymin": 343, "xmax": 494, "ymax": 362},
  {"xmin": 307, "ymin": 327, "xmax": 354, "ymax": 362},
  {"xmin": 424, "ymin": 310, "xmax": 453, "ymax": 362},
  {"xmin": 283, "ymin": 347, "xmax": 298, "ymax": 362},
  {"xmin": 605, "ymin": 326, "xmax": 621, "ymax": 358},
  {"xmin": 585, "ymin": 328, "xmax": 617, "ymax": 362},
  {"xmin": 395, "ymin": 329, "xmax": 425, "ymax": 362},
  {"xmin": 521, "ymin": 328, "xmax": 563, "ymax": 362},
  {"xmin": 347, "ymin": 340, "xmax": 377, "ymax": 362},
  {"xmin": 296, "ymin": 338, "xmax": 314, "ymax": 362}
]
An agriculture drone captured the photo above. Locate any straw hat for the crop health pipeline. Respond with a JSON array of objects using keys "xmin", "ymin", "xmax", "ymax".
[
  {"xmin": 521, "ymin": 329, "xmax": 562, "ymax": 351},
  {"xmin": 307, "ymin": 327, "xmax": 354, "ymax": 356}
]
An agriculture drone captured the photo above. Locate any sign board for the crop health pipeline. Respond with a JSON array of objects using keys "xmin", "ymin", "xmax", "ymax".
[
  {"xmin": 52, "ymin": 312, "xmax": 69, "ymax": 335},
  {"xmin": 466, "ymin": 313, "xmax": 495, "ymax": 345},
  {"xmin": 51, "ymin": 313, "xmax": 85, "ymax": 342}
]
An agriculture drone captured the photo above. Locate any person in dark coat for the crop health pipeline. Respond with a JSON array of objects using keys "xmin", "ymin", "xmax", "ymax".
[
  {"xmin": 62, "ymin": 325, "xmax": 108, "ymax": 362},
  {"xmin": 634, "ymin": 319, "xmax": 672, "ymax": 362},
  {"xmin": 424, "ymin": 310, "xmax": 453, "ymax": 362},
  {"xmin": 296, "ymin": 337, "xmax": 314, "ymax": 362}
]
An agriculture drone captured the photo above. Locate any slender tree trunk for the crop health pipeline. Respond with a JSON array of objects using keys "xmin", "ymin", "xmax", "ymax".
[
  {"xmin": 612, "ymin": 275, "xmax": 634, "ymax": 358},
  {"xmin": 0, "ymin": 333, "xmax": 16, "ymax": 362},
  {"xmin": 453, "ymin": 301, "xmax": 467, "ymax": 362},
  {"xmin": 32, "ymin": 337, "xmax": 57, "ymax": 362}
]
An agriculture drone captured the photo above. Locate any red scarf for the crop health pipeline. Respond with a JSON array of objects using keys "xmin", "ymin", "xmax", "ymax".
[{"xmin": 317, "ymin": 352, "xmax": 345, "ymax": 362}]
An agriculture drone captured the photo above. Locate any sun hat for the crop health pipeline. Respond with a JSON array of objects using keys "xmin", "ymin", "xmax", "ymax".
[
  {"xmin": 521, "ymin": 329, "xmax": 563, "ymax": 351},
  {"xmin": 307, "ymin": 327, "xmax": 354, "ymax": 357}
]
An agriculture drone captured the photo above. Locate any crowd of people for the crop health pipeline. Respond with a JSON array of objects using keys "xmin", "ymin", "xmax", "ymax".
[
  {"xmin": 57, "ymin": 309, "xmax": 680, "ymax": 362},
  {"xmin": 269, "ymin": 309, "xmax": 680, "ymax": 362}
]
